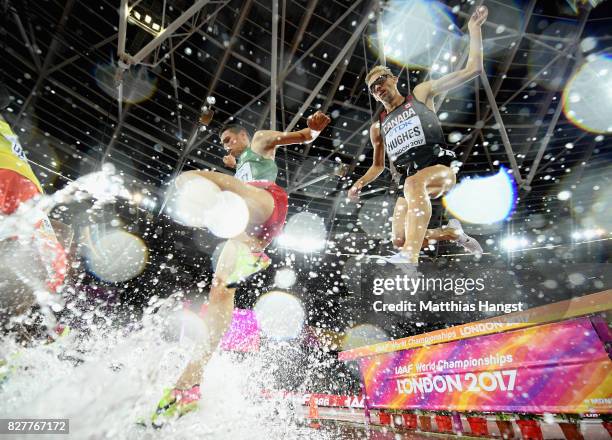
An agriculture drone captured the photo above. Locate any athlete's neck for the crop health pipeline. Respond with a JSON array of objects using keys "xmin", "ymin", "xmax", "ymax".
[{"xmin": 383, "ymin": 93, "xmax": 405, "ymax": 113}]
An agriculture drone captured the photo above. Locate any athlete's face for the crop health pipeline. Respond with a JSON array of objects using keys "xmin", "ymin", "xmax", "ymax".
[
  {"xmin": 368, "ymin": 73, "xmax": 398, "ymax": 102},
  {"xmin": 220, "ymin": 129, "xmax": 248, "ymax": 156}
]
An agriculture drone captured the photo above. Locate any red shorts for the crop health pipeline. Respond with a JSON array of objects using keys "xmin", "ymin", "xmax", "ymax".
[
  {"xmin": 246, "ymin": 180, "xmax": 288, "ymax": 246},
  {"xmin": 0, "ymin": 168, "xmax": 66, "ymax": 292},
  {"xmin": 0, "ymin": 169, "xmax": 40, "ymax": 214}
]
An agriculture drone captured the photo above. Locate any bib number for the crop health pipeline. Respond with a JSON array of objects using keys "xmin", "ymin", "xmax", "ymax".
[
  {"xmin": 235, "ymin": 163, "xmax": 253, "ymax": 182},
  {"xmin": 383, "ymin": 113, "xmax": 426, "ymax": 161}
]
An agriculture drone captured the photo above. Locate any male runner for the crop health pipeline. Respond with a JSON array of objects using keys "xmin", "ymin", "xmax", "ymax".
[
  {"xmin": 348, "ymin": 6, "xmax": 488, "ymax": 267},
  {"xmin": 151, "ymin": 110, "xmax": 330, "ymax": 425}
]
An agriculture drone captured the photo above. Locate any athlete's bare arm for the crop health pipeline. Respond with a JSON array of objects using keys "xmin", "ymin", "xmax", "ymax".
[
  {"xmin": 413, "ymin": 6, "xmax": 487, "ymax": 109},
  {"xmin": 251, "ymin": 111, "xmax": 331, "ymax": 158},
  {"xmin": 348, "ymin": 122, "xmax": 385, "ymax": 201}
]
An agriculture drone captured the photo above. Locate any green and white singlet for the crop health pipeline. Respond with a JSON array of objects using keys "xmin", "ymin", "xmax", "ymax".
[{"xmin": 234, "ymin": 147, "xmax": 278, "ymax": 182}]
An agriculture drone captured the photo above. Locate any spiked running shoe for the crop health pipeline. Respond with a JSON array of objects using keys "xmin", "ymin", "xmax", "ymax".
[
  {"xmin": 225, "ymin": 250, "xmax": 271, "ymax": 288},
  {"xmin": 151, "ymin": 385, "xmax": 201, "ymax": 428},
  {"xmin": 447, "ymin": 219, "xmax": 483, "ymax": 257}
]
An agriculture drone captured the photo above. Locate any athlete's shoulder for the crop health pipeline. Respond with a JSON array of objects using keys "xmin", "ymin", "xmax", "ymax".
[
  {"xmin": 249, "ymin": 133, "xmax": 269, "ymax": 155},
  {"xmin": 251, "ymin": 130, "xmax": 285, "ymax": 157},
  {"xmin": 369, "ymin": 122, "xmax": 383, "ymax": 146},
  {"xmin": 412, "ymin": 81, "xmax": 432, "ymax": 102}
]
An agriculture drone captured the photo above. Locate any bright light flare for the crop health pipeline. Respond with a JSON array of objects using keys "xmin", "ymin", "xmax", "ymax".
[
  {"xmin": 557, "ymin": 190, "xmax": 572, "ymax": 201},
  {"xmin": 204, "ymin": 191, "xmax": 249, "ymax": 239},
  {"xmin": 371, "ymin": 0, "xmax": 460, "ymax": 69},
  {"xmin": 277, "ymin": 234, "xmax": 326, "ymax": 253},
  {"xmin": 277, "ymin": 212, "xmax": 326, "ymax": 252},
  {"xmin": 448, "ymin": 131, "xmax": 463, "ymax": 143},
  {"xmin": 274, "ymin": 268, "xmax": 297, "ymax": 289},
  {"xmin": 563, "ymin": 54, "xmax": 612, "ymax": 134},
  {"xmin": 501, "ymin": 235, "xmax": 529, "ymax": 251},
  {"xmin": 358, "ymin": 196, "xmax": 393, "ymax": 238},
  {"xmin": 572, "ymin": 229, "xmax": 605, "ymax": 240},
  {"xmin": 166, "ymin": 174, "xmax": 249, "ymax": 238},
  {"xmin": 254, "ymin": 291, "xmax": 305, "ymax": 341},
  {"xmin": 443, "ymin": 167, "xmax": 517, "ymax": 224},
  {"xmin": 162, "ymin": 308, "xmax": 209, "ymax": 346}
]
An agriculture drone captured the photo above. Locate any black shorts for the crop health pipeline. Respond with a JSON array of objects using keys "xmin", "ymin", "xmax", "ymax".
[{"xmin": 396, "ymin": 145, "xmax": 457, "ymax": 186}]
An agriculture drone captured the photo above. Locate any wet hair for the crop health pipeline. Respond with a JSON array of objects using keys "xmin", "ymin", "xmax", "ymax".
[
  {"xmin": 219, "ymin": 124, "xmax": 251, "ymax": 140},
  {"xmin": 365, "ymin": 65, "xmax": 394, "ymax": 85}
]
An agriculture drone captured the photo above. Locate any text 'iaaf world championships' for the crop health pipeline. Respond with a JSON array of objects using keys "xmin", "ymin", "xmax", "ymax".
[
  {"xmin": 394, "ymin": 353, "xmax": 514, "ymax": 375},
  {"xmin": 373, "ymin": 275, "xmax": 485, "ymax": 296}
]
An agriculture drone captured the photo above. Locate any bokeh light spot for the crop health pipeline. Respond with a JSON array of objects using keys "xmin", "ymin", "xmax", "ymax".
[
  {"xmin": 443, "ymin": 167, "xmax": 517, "ymax": 224},
  {"xmin": 254, "ymin": 291, "xmax": 305, "ymax": 341},
  {"xmin": 84, "ymin": 229, "xmax": 148, "ymax": 283},
  {"xmin": 563, "ymin": 54, "xmax": 612, "ymax": 134}
]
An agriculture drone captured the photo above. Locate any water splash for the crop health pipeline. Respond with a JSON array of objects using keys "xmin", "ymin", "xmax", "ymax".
[
  {"xmin": 0, "ymin": 167, "xmax": 347, "ymax": 440},
  {"xmin": 0, "ymin": 164, "xmax": 130, "ymax": 332},
  {"xmin": 0, "ymin": 296, "xmax": 335, "ymax": 439},
  {"xmin": 0, "ymin": 163, "xmax": 129, "ymax": 241}
]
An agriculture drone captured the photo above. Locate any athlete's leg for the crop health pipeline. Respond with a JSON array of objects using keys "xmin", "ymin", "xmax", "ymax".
[
  {"xmin": 392, "ymin": 197, "xmax": 407, "ymax": 249},
  {"xmin": 393, "ymin": 196, "xmax": 460, "ymax": 249},
  {"xmin": 173, "ymin": 237, "xmax": 247, "ymax": 390},
  {"xmin": 165, "ymin": 236, "xmax": 272, "ymax": 406},
  {"xmin": 153, "ymin": 239, "xmax": 248, "ymax": 424},
  {"xmin": 425, "ymin": 183, "xmax": 447, "ymax": 200},
  {"xmin": 174, "ymin": 277, "xmax": 235, "ymax": 389},
  {"xmin": 177, "ymin": 170, "xmax": 274, "ymax": 226},
  {"xmin": 401, "ymin": 165, "xmax": 456, "ymax": 263},
  {"xmin": 232, "ymin": 231, "xmax": 268, "ymax": 254},
  {"xmin": 424, "ymin": 226, "xmax": 459, "ymax": 244}
]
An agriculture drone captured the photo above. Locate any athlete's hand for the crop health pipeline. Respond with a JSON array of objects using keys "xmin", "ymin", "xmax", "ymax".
[
  {"xmin": 468, "ymin": 6, "xmax": 488, "ymax": 32},
  {"xmin": 223, "ymin": 154, "xmax": 237, "ymax": 168},
  {"xmin": 307, "ymin": 111, "xmax": 331, "ymax": 132},
  {"xmin": 348, "ymin": 181, "xmax": 363, "ymax": 202}
]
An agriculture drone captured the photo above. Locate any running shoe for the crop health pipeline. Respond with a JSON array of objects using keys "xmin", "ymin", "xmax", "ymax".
[
  {"xmin": 225, "ymin": 250, "xmax": 271, "ymax": 288},
  {"xmin": 151, "ymin": 385, "xmax": 201, "ymax": 428},
  {"xmin": 384, "ymin": 251, "xmax": 413, "ymax": 265},
  {"xmin": 383, "ymin": 252, "xmax": 419, "ymax": 278},
  {"xmin": 447, "ymin": 219, "xmax": 483, "ymax": 257}
]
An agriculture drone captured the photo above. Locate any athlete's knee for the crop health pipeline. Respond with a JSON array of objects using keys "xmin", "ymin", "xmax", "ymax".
[
  {"xmin": 403, "ymin": 175, "xmax": 423, "ymax": 195},
  {"xmin": 176, "ymin": 170, "xmax": 216, "ymax": 188},
  {"xmin": 433, "ymin": 166, "xmax": 456, "ymax": 187},
  {"xmin": 193, "ymin": 170, "xmax": 218, "ymax": 181}
]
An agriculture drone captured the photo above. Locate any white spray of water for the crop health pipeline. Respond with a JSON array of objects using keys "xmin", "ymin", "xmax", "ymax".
[
  {"xmin": 0, "ymin": 163, "xmax": 128, "ymax": 241},
  {"xmin": 0, "ymin": 167, "xmax": 342, "ymax": 440},
  {"xmin": 0, "ymin": 296, "xmax": 335, "ymax": 439},
  {"xmin": 0, "ymin": 164, "xmax": 132, "ymax": 332}
]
